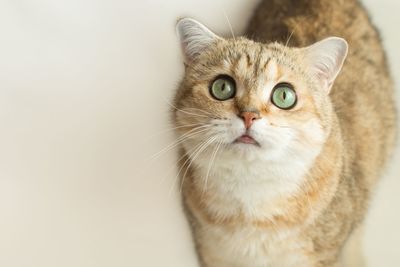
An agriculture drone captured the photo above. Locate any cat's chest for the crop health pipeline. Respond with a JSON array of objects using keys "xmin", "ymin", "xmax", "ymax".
[
  {"xmin": 199, "ymin": 224, "xmax": 312, "ymax": 267},
  {"xmin": 193, "ymin": 161, "xmax": 303, "ymax": 220},
  {"xmin": 190, "ymin": 149, "xmax": 315, "ymax": 266}
]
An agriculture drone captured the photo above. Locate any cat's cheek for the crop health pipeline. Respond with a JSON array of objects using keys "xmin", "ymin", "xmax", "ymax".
[
  {"xmin": 227, "ymin": 117, "xmax": 246, "ymax": 141},
  {"xmin": 250, "ymin": 120, "xmax": 293, "ymax": 149},
  {"xmin": 299, "ymin": 119, "xmax": 326, "ymax": 147}
]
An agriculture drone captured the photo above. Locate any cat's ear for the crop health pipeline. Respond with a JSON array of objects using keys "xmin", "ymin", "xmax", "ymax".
[
  {"xmin": 303, "ymin": 37, "xmax": 348, "ymax": 93},
  {"xmin": 176, "ymin": 18, "xmax": 222, "ymax": 64}
]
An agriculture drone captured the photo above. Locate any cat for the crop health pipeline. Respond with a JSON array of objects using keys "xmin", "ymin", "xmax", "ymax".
[{"xmin": 172, "ymin": 0, "xmax": 397, "ymax": 266}]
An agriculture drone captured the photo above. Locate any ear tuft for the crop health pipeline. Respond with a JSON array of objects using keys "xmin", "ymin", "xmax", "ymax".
[
  {"xmin": 304, "ymin": 37, "xmax": 348, "ymax": 92},
  {"xmin": 176, "ymin": 18, "xmax": 221, "ymax": 63}
]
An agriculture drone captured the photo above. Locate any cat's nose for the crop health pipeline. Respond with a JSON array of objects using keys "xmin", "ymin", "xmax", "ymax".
[{"xmin": 239, "ymin": 111, "xmax": 260, "ymax": 129}]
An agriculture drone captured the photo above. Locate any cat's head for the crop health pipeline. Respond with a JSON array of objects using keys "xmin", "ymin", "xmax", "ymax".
[{"xmin": 173, "ymin": 18, "xmax": 347, "ymax": 168}]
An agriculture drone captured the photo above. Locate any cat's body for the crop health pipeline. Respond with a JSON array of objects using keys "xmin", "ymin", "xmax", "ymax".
[{"xmin": 173, "ymin": 0, "xmax": 396, "ymax": 266}]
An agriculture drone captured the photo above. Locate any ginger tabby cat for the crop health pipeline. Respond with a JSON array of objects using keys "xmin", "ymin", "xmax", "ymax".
[{"xmin": 172, "ymin": 0, "xmax": 397, "ymax": 266}]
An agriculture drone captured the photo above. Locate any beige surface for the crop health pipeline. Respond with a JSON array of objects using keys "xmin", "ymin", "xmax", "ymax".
[{"xmin": 0, "ymin": 0, "xmax": 398, "ymax": 266}]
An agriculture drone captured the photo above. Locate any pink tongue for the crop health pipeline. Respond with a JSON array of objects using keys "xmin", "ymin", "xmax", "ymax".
[{"xmin": 238, "ymin": 135, "xmax": 256, "ymax": 144}]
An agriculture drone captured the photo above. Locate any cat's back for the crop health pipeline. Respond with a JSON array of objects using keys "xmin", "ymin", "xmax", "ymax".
[{"xmin": 247, "ymin": 0, "xmax": 397, "ymax": 179}]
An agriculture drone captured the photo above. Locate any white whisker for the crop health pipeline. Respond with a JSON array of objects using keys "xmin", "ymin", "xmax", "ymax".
[
  {"xmin": 167, "ymin": 134, "xmax": 219, "ymax": 195},
  {"xmin": 158, "ymin": 138, "xmax": 205, "ymax": 187},
  {"xmin": 183, "ymin": 107, "xmax": 215, "ymax": 116},
  {"xmin": 179, "ymin": 135, "xmax": 220, "ymax": 194},
  {"xmin": 278, "ymin": 24, "xmax": 297, "ymax": 63},
  {"xmin": 177, "ymin": 108, "xmax": 210, "ymax": 118},
  {"xmin": 221, "ymin": 7, "xmax": 235, "ymax": 41},
  {"xmin": 168, "ymin": 137, "xmax": 211, "ymax": 196},
  {"xmin": 146, "ymin": 123, "xmax": 206, "ymax": 139},
  {"xmin": 164, "ymin": 99, "xmax": 210, "ymax": 118},
  {"xmin": 202, "ymin": 139, "xmax": 223, "ymax": 196},
  {"xmin": 147, "ymin": 125, "xmax": 212, "ymax": 161}
]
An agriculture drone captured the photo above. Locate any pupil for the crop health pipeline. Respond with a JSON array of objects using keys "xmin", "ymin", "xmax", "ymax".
[
  {"xmin": 282, "ymin": 91, "xmax": 286, "ymax": 100},
  {"xmin": 221, "ymin": 83, "xmax": 226, "ymax": 91}
]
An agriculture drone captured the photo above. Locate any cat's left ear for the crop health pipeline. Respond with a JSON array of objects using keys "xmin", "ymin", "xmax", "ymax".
[
  {"xmin": 303, "ymin": 37, "xmax": 348, "ymax": 93},
  {"xmin": 176, "ymin": 18, "xmax": 222, "ymax": 64}
]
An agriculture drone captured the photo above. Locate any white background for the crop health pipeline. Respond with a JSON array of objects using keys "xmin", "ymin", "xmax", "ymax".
[{"xmin": 0, "ymin": 0, "xmax": 398, "ymax": 266}]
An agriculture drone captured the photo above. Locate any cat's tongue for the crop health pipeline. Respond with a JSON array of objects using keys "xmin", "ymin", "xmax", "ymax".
[{"xmin": 236, "ymin": 134, "xmax": 257, "ymax": 145}]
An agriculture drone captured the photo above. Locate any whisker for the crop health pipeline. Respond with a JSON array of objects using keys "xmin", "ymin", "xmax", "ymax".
[
  {"xmin": 177, "ymin": 108, "xmax": 210, "ymax": 118},
  {"xmin": 146, "ymin": 123, "xmax": 206, "ymax": 139},
  {"xmin": 202, "ymin": 139, "xmax": 223, "ymax": 196},
  {"xmin": 278, "ymin": 23, "xmax": 297, "ymax": 64},
  {"xmin": 274, "ymin": 125, "xmax": 292, "ymax": 129},
  {"xmin": 143, "ymin": 129, "xmax": 209, "ymax": 184},
  {"xmin": 182, "ymin": 107, "xmax": 215, "ymax": 116},
  {"xmin": 168, "ymin": 137, "xmax": 211, "ymax": 195},
  {"xmin": 158, "ymin": 137, "xmax": 207, "ymax": 188},
  {"xmin": 179, "ymin": 135, "xmax": 220, "ymax": 194},
  {"xmin": 164, "ymin": 99, "xmax": 210, "ymax": 118},
  {"xmin": 151, "ymin": 129, "xmax": 217, "ymax": 190},
  {"xmin": 221, "ymin": 7, "xmax": 236, "ymax": 41},
  {"xmin": 285, "ymin": 29, "xmax": 295, "ymax": 48},
  {"xmin": 269, "ymin": 123, "xmax": 292, "ymax": 129},
  {"xmin": 147, "ymin": 125, "xmax": 212, "ymax": 161},
  {"xmin": 167, "ymin": 134, "xmax": 217, "ymax": 195}
]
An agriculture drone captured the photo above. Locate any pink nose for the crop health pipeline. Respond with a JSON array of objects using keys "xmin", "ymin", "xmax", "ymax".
[{"xmin": 239, "ymin": 111, "xmax": 260, "ymax": 129}]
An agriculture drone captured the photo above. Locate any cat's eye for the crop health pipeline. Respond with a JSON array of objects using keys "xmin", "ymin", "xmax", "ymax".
[
  {"xmin": 271, "ymin": 83, "xmax": 297, "ymax": 110},
  {"xmin": 210, "ymin": 75, "xmax": 236, "ymax": 101}
]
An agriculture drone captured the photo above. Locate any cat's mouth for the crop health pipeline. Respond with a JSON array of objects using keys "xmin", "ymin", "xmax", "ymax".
[{"xmin": 235, "ymin": 134, "xmax": 259, "ymax": 146}]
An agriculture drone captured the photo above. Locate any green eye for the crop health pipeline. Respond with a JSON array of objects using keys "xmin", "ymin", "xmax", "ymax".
[
  {"xmin": 271, "ymin": 83, "xmax": 297, "ymax": 110},
  {"xmin": 210, "ymin": 75, "xmax": 236, "ymax": 101}
]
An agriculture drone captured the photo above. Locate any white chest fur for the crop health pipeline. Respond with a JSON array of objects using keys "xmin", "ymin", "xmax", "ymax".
[
  {"xmin": 187, "ymin": 144, "xmax": 319, "ymax": 267},
  {"xmin": 198, "ymin": 224, "xmax": 311, "ymax": 267},
  {"xmin": 191, "ymin": 144, "xmax": 316, "ymax": 220}
]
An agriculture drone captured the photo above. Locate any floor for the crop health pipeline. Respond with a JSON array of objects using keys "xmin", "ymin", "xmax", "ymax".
[{"xmin": 0, "ymin": 0, "xmax": 398, "ymax": 266}]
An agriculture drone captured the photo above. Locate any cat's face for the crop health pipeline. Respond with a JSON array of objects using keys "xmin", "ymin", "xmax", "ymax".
[{"xmin": 173, "ymin": 18, "xmax": 347, "ymax": 168}]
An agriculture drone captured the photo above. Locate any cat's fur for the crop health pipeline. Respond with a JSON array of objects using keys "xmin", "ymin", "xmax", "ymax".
[{"xmin": 172, "ymin": 0, "xmax": 397, "ymax": 266}]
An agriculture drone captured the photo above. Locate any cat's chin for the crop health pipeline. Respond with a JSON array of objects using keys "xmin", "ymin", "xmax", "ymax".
[
  {"xmin": 227, "ymin": 140, "xmax": 265, "ymax": 158},
  {"xmin": 232, "ymin": 141, "xmax": 261, "ymax": 151}
]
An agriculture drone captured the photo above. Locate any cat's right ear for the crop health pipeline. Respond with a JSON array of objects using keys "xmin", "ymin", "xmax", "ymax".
[{"xmin": 176, "ymin": 18, "xmax": 222, "ymax": 64}]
